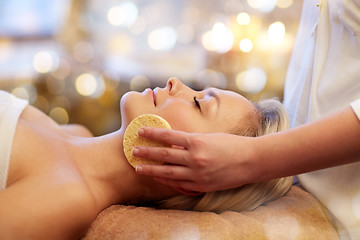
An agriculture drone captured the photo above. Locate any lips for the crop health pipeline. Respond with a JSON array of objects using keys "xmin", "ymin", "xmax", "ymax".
[
  {"xmin": 152, "ymin": 88, "xmax": 157, "ymax": 106},
  {"xmin": 144, "ymin": 88, "xmax": 157, "ymax": 106}
]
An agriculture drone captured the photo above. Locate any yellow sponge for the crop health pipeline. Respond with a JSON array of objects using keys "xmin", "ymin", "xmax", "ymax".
[{"xmin": 123, "ymin": 114, "xmax": 171, "ymax": 168}]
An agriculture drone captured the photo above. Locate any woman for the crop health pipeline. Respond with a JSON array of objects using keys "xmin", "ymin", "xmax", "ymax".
[{"xmin": 0, "ymin": 77, "xmax": 292, "ymax": 239}]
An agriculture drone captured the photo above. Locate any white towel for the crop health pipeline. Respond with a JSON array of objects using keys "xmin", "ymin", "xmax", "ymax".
[
  {"xmin": 0, "ymin": 91, "xmax": 28, "ymax": 191},
  {"xmin": 350, "ymin": 99, "xmax": 360, "ymax": 121}
]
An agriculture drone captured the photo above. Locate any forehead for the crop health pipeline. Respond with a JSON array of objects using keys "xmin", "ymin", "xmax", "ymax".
[
  {"xmin": 207, "ymin": 88, "xmax": 256, "ymax": 132},
  {"xmin": 208, "ymin": 87, "xmax": 252, "ymax": 108}
]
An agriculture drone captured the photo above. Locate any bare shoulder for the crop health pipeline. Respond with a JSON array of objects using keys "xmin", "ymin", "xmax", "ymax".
[
  {"xmin": 9, "ymin": 105, "xmax": 92, "ymax": 185},
  {"xmin": 60, "ymin": 124, "xmax": 94, "ymax": 137},
  {"xmin": 0, "ymin": 174, "xmax": 98, "ymax": 239},
  {"xmin": 2, "ymin": 104, "xmax": 101, "ymax": 239},
  {"xmin": 20, "ymin": 104, "xmax": 93, "ymax": 137}
]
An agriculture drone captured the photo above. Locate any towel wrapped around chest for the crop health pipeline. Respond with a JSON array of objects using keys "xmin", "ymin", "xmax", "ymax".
[{"xmin": 0, "ymin": 91, "xmax": 28, "ymax": 191}]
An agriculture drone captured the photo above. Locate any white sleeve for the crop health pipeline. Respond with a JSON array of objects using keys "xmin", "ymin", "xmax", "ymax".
[
  {"xmin": 350, "ymin": 98, "xmax": 360, "ymax": 121},
  {"xmin": 0, "ymin": 91, "xmax": 28, "ymax": 191}
]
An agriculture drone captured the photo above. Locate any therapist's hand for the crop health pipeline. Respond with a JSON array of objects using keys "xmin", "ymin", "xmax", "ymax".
[{"xmin": 133, "ymin": 127, "xmax": 259, "ymax": 192}]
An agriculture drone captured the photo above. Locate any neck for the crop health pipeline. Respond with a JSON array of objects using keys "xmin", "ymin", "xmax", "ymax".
[{"xmin": 69, "ymin": 129, "xmax": 177, "ymax": 211}]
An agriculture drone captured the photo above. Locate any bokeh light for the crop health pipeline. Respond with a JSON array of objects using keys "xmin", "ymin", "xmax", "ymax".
[
  {"xmin": 75, "ymin": 73, "xmax": 105, "ymax": 98},
  {"xmin": 0, "ymin": 0, "xmax": 302, "ymax": 135},
  {"xmin": 276, "ymin": 0, "xmax": 294, "ymax": 8},
  {"xmin": 49, "ymin": 107, "xmax": 69, "ymax": 124},
  {"xmin": 33, "ymin": 51, "xmax": 59, "ymax": 73},
  {"xmin": 148, "ymin": 27, "xmax": 177, "ymax": 51},
  {"xmin": 236, "ymin": 67, "xmax": 267, "ymax": 93},
  {"xmin": 0, "ymin": 39, "xmax": 13, "ymax": 63},
  {"xmin": 11, "ymin": 87, "xmax": 30, "ymax": 101},
  {"xmin": 247, "ymin": 0, "xmax": 278, "ymax": 12},
  {"xmin": 108, "ymin": 33, "xmax": 134, "ymax": 56},
  {"xmin": 107, "ymin": 2, "xmax": 138, "ymax": 27},
  {"xmin": 202, "ymin": 22, "xmax": 234, "ymax": 54},
  {"xmin": 11, "ymin": 84, "xmax": 37, "ymax": 103},
  {"xmin": 201, "ymin": 31, "xmax": 215, "ymax": 51},
  {"xmin": 268, "ymin": 21, "xmax": 286, "ymax": 45},
  {"xmin": 239, "ymin": 38, "xmax": 253, "ymax": 53},
  {"xmin": 237, "ymin": 12, "xmax": 251, "ymax": 25}
]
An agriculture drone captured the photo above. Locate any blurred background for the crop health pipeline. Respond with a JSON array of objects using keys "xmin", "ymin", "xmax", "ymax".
[{"xmin": 0, "ymin": 0, "xmax": 302, "ymax": 136}]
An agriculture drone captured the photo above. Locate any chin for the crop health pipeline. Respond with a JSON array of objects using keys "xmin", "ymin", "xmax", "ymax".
[{"xmin": 120, "ymin": 91, "xmax": 147, "ymax": 127}]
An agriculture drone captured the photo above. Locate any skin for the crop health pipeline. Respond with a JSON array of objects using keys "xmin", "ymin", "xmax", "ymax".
[
  {"xmin": 134, "ymin": 107, "xmax": 360, "ymax": 192},
  {"xmin": 0, "ymin": 77, "xmax": 256, "ymax": 239}
]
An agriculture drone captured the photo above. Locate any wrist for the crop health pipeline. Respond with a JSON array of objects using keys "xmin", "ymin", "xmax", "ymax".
[
  {"xmin": 238, "ymin": 136, "xmax": 265, "ymax": 184},
  {"xmin": 249, "ymin": 136, "xmax": 275, "ymax": 183}
]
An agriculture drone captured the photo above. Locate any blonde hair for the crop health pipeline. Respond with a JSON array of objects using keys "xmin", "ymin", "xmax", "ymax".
[{"xmin": 156, "ymin": 99, "xmax": 293, "ymax": 213}]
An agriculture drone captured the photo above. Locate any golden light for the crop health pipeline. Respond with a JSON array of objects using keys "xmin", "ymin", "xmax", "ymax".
[
  {"xmin": 11, "ymin": 87, "xmax": 30, "ymax": 101},
  {"xmin": 108, "ymin": 34, "xmax": 134, "ymax": 56},
  {"xmin": 0, "ymin": 39, "xmax": 13, "ymax": 63},
  {"xmin": 236, "ymin": 67, "xmax": 267, "ymax": 93},
  {"xmin": 268, "ymin": 21, "xmax": 286, "ymax": 45},
  {"xmin": 33, "ymin": 51, "xmax": 58, "ymax": 73},
  {"xmin": 246, "ymin": 0, "xmax": 277, "ymax": 12},
  {"xmin": 237, "ymin": 12, "xmax": 251, "ymax": 25},
  {"xmin": 239, "ymin": 38, "xmax": 253, "ymax": 53},
  {"xmin": 75, "ymin": 73, "xmax": 97, "ymax": 96},
  {"xmin": 49, "ymin": 107, "xmax": 69, "ymax": 124},
  {"xmin": 107, "ymin": 2, "xmax": 138, "ymax": 27},
  {"xmin": 202, "ymin": 22, "xmax": 234, "ymax": 54},
  {"xmin": 276, "ymin": 0, "xmax": 294, "ymax": 9},
  {"xmin": 12, "ymin": 85, "xmax": 37, "ymax": 103},
  {"xmin": 148, "ymin": 27, "xmax": 177, "ymax": 51},
  {"xmin": 201, "ymin": 31, "xmax": 215, "ymax": 51}
]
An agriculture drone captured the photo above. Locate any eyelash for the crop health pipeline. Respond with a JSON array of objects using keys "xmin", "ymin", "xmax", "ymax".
[{"xmin": 193, "ymin": 96, "xmax": 201, "ymax": 111}]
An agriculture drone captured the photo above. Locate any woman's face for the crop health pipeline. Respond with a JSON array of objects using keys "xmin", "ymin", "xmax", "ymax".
[{"xmin": 120, "ymin": 77, "xmax": 257, "ymax": 134}]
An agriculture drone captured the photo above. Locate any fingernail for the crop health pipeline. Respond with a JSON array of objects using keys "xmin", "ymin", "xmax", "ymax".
[
  {"xmin": 132, "ymin": 147, "xmax": 139, "ymax": 156},
  {"xmin": 136, "ymin": 165, "xmax": 143, "ymax": 173},
  {"xmin": 138, "ymin": 128, "xmax": 144, "ymax": 136}
]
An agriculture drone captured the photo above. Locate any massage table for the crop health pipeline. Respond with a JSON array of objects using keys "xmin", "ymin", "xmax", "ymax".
[{"xmin": 83, "ymin": 186, "xmax": 338, "ymax": 240}]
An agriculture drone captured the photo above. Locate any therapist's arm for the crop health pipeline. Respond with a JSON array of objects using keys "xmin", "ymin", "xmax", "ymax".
[
  {"xmin": 253, "ymin": 106, "xmax": 360, "ymax": 182},
  {"xmin": 134, "ymin": 106, "xmax": 360, "ymax": 192}
]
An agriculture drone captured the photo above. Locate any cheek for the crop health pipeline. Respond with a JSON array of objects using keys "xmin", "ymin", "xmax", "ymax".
[
  {"xmin": 157, "ymin": 103, "xmax": 206, "ymax": 133},
  {"xmin": 163, "ymin": 110, "xmax": 195, "ymax": 132}
]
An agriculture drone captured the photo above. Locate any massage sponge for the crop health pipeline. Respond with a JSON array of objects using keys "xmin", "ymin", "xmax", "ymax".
[{"xmin": 123, "ymin": 114, "xmax": 171, "ymax": 168}]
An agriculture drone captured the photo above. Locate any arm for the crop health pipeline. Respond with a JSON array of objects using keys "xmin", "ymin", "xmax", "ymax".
[
  {"xmin": 255, "ymin": 106, "xmax": 360, "ymax": 182},
  {"xmin": 134, "ymin": 107, "xmax": 360, "ymax": 192}
]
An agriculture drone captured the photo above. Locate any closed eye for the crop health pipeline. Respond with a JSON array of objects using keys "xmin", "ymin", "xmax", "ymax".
[{"xmin": 193, "ymin": 96, "xmax": 201, "ymax": 112}]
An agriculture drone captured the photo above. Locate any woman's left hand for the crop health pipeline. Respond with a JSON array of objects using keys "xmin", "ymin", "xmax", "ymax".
[{"xmin": 132, "ymin": 127, "xmax": 257, "ymax": 192}]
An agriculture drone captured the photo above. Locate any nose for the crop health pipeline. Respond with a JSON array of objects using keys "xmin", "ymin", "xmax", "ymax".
[
  {"xmin": 163, "ymin": 77, "xmax": 198, "ymax": 105},
  {"xmin": 166, "ymin": 77, "xmax": 185, "ymax": 96}
]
